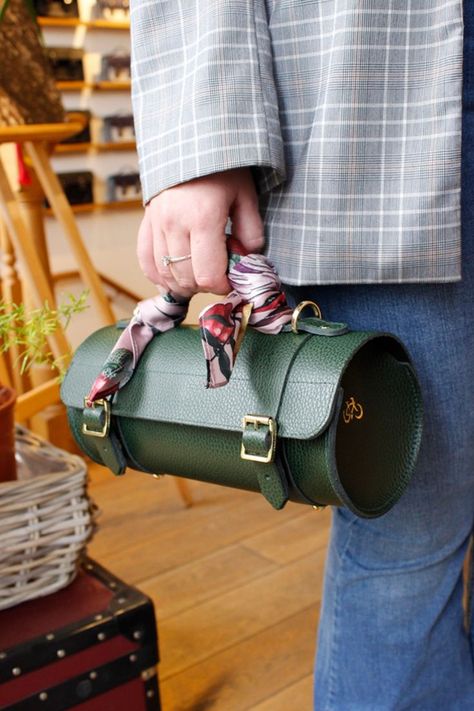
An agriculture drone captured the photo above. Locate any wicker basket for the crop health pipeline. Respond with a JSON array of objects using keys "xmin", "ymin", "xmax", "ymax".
[{"xmin": 0, "ymin": 426, "xmax": 96, "ymax": 611}]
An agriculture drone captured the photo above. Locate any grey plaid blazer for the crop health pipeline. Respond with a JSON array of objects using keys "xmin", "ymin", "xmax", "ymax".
[{"xmin": 130, "ymin": 0, "xmax": 463, "ymax": 285}]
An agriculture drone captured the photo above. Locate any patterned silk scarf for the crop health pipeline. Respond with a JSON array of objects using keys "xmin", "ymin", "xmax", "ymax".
[{"xmin": 86, "ymin": 238, "xmax": 293, "ymax": 405}]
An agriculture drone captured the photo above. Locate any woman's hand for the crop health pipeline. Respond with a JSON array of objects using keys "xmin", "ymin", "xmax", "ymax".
[{"xmin": 136, "ymin": 167, "xmax": 265, "ymax": 298}]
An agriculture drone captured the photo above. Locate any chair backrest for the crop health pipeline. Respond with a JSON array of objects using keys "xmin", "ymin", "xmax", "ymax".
[
  {"xmin": 15, "ymin": 379, "xmax": 60, "ymax": 422},
  {"xmin": 0, "ymin": 352, "xmax": 12, "ymax": 388}
]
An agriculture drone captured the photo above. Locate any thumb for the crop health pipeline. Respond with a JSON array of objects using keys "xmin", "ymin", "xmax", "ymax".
[{"xmin": 229, "ymin": 193, "xmax": 265, "ymax": 253}]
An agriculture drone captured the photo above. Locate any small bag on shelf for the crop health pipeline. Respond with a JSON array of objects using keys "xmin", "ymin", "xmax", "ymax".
[
  {"xmin": 46, "ymin": 47, "xmax": 84, "ymax": 82},
  {"xmin": 44, "ymin": 171, "xmax": 94, "ymax": 207},
  {"xmin": 102, "ymin": 113, "xmax": 135, "ymax": 143},
  {"xmin": 33, "ymin": 0, "xmax": 79, "ymax": 18},
  {"xmin": 91, "ymin": 0, "xmax": 130, "ymax": 21},
  {"xmin": 106, "ymin": 169, "xmax": 141, "ymax": 202},
  {"xmin": 98, "ymin": 52, "xmax": 131, "ymax": 82}
]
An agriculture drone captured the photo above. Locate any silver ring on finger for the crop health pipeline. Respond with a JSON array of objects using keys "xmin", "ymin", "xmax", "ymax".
[{"xmin": 161, "ymin": 254, "xmax": 192, "ymax": 268}]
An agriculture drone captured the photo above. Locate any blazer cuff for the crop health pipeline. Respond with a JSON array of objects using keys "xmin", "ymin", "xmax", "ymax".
[{"xmin": 139, "ymin": 151, "xmax": 286, "ymax": 207}]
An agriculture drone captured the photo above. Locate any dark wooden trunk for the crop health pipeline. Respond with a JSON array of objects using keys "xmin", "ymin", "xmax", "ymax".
[{"xmin": 0, "ymin": 558, "xmax": 161, "ymax": 710}]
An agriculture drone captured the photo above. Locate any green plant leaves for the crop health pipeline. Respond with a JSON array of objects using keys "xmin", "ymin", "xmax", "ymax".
[{"xmin": 0, "ymin": 291, "xmax": 89, "ymax": 379}]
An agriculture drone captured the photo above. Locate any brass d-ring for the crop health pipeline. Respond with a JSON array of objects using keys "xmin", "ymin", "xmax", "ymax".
[{"xmin": 291, "ymin": 300, "xmax": 323, "ymax": 334}]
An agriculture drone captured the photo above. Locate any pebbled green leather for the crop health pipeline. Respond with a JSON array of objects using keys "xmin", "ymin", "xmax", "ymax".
[
  {"xmin": 61, "ymin": 320, "xmax": 424, "ymax": 518},
  {"xmin": 282, "ymin": 315, "xmax": 349, "ymax": 337},
  {"xmin": 242, "ymin": 426, "xmax": 271, "ymax": 459}
]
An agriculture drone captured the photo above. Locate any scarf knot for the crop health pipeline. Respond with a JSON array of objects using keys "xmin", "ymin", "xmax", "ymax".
[
  {"xmin": 199, "ymin": 253, "xmax": 292, "ymax": 387},
  {"xmin": 86, "ymin": 243, "xmax": 293, "ymax": 404}
]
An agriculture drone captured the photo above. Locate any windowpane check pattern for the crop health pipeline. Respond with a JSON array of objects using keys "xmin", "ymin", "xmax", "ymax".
[{"xmin": 131, "ymin": 0, "xmax": 463, "ymax": 284}]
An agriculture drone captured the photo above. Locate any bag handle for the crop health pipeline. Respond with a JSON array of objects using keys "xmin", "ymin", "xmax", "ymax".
[{"xmin": 84, "ymin": 239, "xmax": 348, "ymax": 407}]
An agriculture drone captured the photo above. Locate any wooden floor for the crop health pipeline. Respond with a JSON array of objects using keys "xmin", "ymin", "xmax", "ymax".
[{"xmin": 87, "ymin": 463, "xmax": 332, "ymax": 711}]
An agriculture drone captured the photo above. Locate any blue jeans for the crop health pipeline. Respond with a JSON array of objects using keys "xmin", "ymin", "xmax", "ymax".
[{"xmin": 284, "ymin": 5, "xmax": 474, "ymax": 708}]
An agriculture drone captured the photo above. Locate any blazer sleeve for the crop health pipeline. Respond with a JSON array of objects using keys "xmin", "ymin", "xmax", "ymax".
[{"xmin": 130, "ymin": 0, "xmax": 286, "ymax": 204}]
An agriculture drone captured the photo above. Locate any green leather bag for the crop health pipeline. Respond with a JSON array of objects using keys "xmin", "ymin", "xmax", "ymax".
[{"xmin": 61, "ymin": 307, "xmax": 423, "ymax": 518}]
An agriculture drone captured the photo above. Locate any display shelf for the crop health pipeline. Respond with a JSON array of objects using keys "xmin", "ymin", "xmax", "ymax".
[
  {"xmin": 86, "ymin": 19, "xmax": 130, "ymax": 30},
  {"xmin": 44, "ymin": 199, "xmax": 141, "ymax": 216},
  {"xmin": 93, "ymin": 81, "xmax": 131, "ymax": 91},
  {"xmin": 56, "ymin": 81, "xmax": 131, "ymax": 92},
  {"xmin": 54, "ymin": 142, "xmax": 91, "ymax": 154},
  {"xmin": 56, "ymin": 81, "xmax": 88, "ymax": 91},
  {"xmin": 53, "ymin": 141, "xmax": 136, "ymax": 154},
  {"xmin": 37, "ymin": 17, "xmax": 130, "ymax": 30},
  {"xmin": 99, "ymin": 199, "xmax": 141, "ymax": 211},
  {"xmin": 46, "ymin": 202, "xmax": 95, "ymax": 215},
  {"xmin": 37, "ymin": 17, "xmax": 82, "ymax": 27},
  {"xmin": 96, "ymin": 141, "xmax": 136, "ymax": 152}
]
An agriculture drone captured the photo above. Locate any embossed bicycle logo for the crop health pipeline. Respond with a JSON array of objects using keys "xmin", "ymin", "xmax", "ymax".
[{"xmin": 343, "ymin": 397, "xmax": 364, "ymax": 424}]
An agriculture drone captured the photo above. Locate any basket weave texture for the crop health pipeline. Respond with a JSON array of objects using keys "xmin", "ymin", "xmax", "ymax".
[{"xmin": 0, "ymin": 427, "xmax": 96, "ymax": 611}]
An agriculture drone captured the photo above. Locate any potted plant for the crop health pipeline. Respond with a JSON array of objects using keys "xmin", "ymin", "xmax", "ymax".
[
  {"xmin": 0, "ymin": 292, "xmax": 88, "ymax": 483},
  {"xmin": 0, "ymin": 383, "xmax": 16, "ymax": 481}
]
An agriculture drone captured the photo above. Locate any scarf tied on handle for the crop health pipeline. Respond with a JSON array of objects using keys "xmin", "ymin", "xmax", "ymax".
[{"xmin": 85, "ymin": 237, "xmax": 294, "ymax": 405}]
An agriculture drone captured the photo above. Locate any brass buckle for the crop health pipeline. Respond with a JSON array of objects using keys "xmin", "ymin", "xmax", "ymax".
[
  {"xmin": 240, "ymin": 415, "xmax": 277, "ymax": 464},
  {"xmin": 82, "ymin": 398, "xmax": 111, "ymax": 438},
  {"xmin": 291, "ymin": 300, "xmax": 323, "ymax": 334}
]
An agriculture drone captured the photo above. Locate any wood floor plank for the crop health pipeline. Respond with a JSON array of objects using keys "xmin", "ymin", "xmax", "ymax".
[
  {"xmin": 86, "ymin": 462, "xmax": 330, "ymax": 710},
  {"xmin": 158, "ymin": 551, "xmax": 326, "ymax": 679},
  {"xmin": 159, "ymin": 606, "xmax": 319, "ymax": 711},
  {"xmin": 242, "ymin": 507, "xmax": 331, "ymax": 564},
  {"xmin": 251, "ymin": 674, "xmax": 314, "ymax": 711},
  {"xmin": 89, "ymin": 471, "xmax": 238, "ymax": 532},
  {"xmin": 90, "ymin": 490, "xmax": 307, "ymax": 585},
  {"xmin": 89, "ymin": 465, "xmax": 234, "ymax": 508},
  {"xmin": 139, "ymin": 544, "xmax": 278, "ymax": 620},
  {"xmin": 88, "ymin": 475, "xmax": 254, "ymax": 560}
]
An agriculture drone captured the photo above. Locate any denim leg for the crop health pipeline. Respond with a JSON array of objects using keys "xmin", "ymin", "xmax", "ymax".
[
  {"xmin": 285, "ymin": 141, "xmax": 474, "ymax": 710},
  {"xmin": 287, "ymin": 239, "xmax": 474, "ymax": 708},
  {"xmin": 314, "ymin": 503, "xmax": 474, "ymax": 710},
  {"xmin": 285, "ymin": 268, "xmax": 474, "ymax": 709}
]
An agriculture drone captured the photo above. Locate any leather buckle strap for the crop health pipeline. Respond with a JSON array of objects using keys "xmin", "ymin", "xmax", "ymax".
[
  {"xmin": 82, "ymin": 398, "xmax": 110, "ymax": 438},
  {"xmin": 240, "ymin": 415, "xmax": 277, "ymax": 464},
  {"xmin": 82, "ymin": 398, "xmax": 126, "ymax": 476},
  {"xmin": 238, "ymin": 333, "xmax": 314, "ymax": 510},
  {"xmin": 240, "ymin": 415, "xmax": 288, "ymax": 510}
]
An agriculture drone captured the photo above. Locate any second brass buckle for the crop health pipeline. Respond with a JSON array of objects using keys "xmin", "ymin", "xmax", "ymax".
[
  {"xmin": 240, "ymin": 415, "xmax": 277, "ymax": 464},
  {"xmin": 82, "ymin": 398, "xmax": 111, "ymax": 438}
]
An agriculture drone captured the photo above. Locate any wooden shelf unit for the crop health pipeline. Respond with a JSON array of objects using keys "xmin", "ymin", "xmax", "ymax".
[
  {"xmin": 40, "ymin": 16, "xmax": 137, "ymax": 228},
  {"xmin": 37, "ymin": 17, "xmax": 130, "ymax": 30},
  {"xmin": 96, "ymin": 141, "xmax": 136, "ymax": 152},
  {"xmin": 56, "ymin": 81, "xmax": 131, "ymax": 92},
  {"xmin": 53, "ymin": 141, "xmax": 136, "ymax": 155},
  {"xmin": 44, "ymin": 199, "xmax": 141, "ymax": 216},
  {"xmin": 93, "ymin": 81, "xmax": 131, "ymax": 91},
  {"xmin": 86, "ymin": 19, "xmax": 130, "ymax": 30},
  {"xmin": 54, "ymin": 142, "xmax": 91, "ymax": 154},
  {"xmin": 37, "ymin": 16, "xmax": 81, "ymax": 27},
  {"xmin": 56, "ymin": 81, "xmax": 88, "ymax": 91}
]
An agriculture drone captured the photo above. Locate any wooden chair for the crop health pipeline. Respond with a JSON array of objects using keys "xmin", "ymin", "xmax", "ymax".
[
  {"xmin": 0, "ymin": 122, "xmax": 193, "ymax": 506},
  {"xmin": 0, "ymin": 123, "xmax": 115, "ymax": 328}
]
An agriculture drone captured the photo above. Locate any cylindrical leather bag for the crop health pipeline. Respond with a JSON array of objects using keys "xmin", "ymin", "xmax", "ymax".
[{"xmin": 61, "ymin": 311, "xmax": 424, "ymax": 519}]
